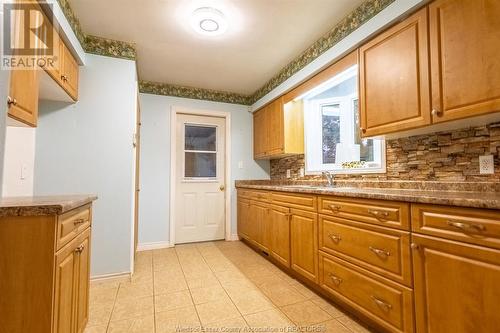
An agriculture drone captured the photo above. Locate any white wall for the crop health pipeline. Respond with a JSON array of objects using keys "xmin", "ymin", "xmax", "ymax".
[
  {"xmin": 34, "ymin": 54, "xmax": 138, "ymax": 278},
  {"xmin": 0, "ymin": 71, "xmax": 9, "ymax": 191},
  {"xmin": 138, "ymin": 94, "xmax": 269, "ymax": 248},
  {"xmin": 2, "ymin": 127, "xmax": 36, "ymax": 196}
]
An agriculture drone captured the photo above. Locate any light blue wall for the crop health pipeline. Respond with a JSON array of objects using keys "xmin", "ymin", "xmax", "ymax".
[
  {"xmin": 34, "ymin": 54, "xmax": 137, "ymax": 277},
  {"xmin": 0, "ymin": 71, "xmax": 9, "ymax": 190},
  {"xmin": 138, "ymin": 93, "xmax": 270, "ymax": 246}
]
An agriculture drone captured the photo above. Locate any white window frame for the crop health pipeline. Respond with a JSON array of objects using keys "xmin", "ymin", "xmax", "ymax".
[{"xmin": 302, "ymin": 66, "xmax": 386, "ymax": 175}]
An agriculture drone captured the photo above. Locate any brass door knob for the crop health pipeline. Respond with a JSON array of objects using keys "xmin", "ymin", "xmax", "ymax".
[{"xmin": 219, "ymin": 185, "xmax": 225, "ymax": 191}]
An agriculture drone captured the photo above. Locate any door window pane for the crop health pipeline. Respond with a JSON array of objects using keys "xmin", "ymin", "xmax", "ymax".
[
  {"xmin": 185, "ymin": 152, "xmax": 216, "ymax": 178},
  {"xmin": 322, "ymin": 104, "xmax": 341, "ymax": 164},
  {"xmin": 185, "ymin": 125, "xmax": 216, "ymax": 151}
]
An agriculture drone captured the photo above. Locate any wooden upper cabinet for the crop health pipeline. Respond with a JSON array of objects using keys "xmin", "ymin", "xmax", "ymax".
[
  {"xmin": 412, "ymin": 234, "xmax": 500, "ymax": 333},
  {"xmin": 429, "ymin": 0, "xmax": 500, "ymax": 123},
  {"xmin": 8, "ymin": 70, "xmax": 39, "ymax": 127},
  {"xmin": 359, "ymin": 7, "xmax": 431, "ymax": 137},
  {"xmin": 61, "ymin": 42, "xmax": 79, "ymax": 101},
  {"xmin": 253, "ymin": 97, "xmax": 304, "ymax": 159}
]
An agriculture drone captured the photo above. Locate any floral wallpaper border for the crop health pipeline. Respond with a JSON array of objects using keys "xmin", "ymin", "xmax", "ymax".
[
  {"xmin": 139, "ymin": 81, "xmax": 252, "ymax": 105},
  {"xmin": 57, "ymin": 0, "xmax": 395, "ymax": 105},
  {"xmin": 248, "ymin": 0, "xmax": 396, "ymax": 104}
]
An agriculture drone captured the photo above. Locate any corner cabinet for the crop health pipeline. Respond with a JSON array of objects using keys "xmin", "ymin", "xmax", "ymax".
[
  {"xmin": 0, "ymin": 203, "xmax": 93, "ymax": 333},
  {"xmin": 359, "ymin": 7, "xmax": 431, "ymax": 137},
  {"xmin": 253, "ymin": 97, "xmax": 304, "ymax": 159}
]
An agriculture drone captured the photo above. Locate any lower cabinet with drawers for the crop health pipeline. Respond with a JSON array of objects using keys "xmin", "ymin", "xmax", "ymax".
[
  {"xmin": 0, "ymin": 203, "xmax": 93, "ymax": 333},
  {"xmin": 237, "ymin": 188, "xmax": 500, "ymax": 333}
]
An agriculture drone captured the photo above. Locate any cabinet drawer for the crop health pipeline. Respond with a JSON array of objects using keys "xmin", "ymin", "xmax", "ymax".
[
  {"xmin": 319, "ymin": 215, "xmax": 412, "ymax": 286},
  {"xmin": 271, "ymin": 192, "xmax": 316, "ymax": 211},
  {"xmin": 319, "ymin": 252, "xmax": 414, "ymax": 333},
  {"xmin": 319, "ymin": 197, "xmax": 409, "ymax": 230},
  {"xmin": 57, "ymin": 205, "xmax": 91, "ymax": 250},
  {"xmin": 412, "ymin": 204, "xmax": 500, "ymax": 250},
  {"xmin": 237, "ymin": 189, "xmax": 270, "ymax": 202}
]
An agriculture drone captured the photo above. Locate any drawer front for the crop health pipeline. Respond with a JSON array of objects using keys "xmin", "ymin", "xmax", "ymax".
[
  {"xmin": 57, "ymin": 204, "xmax": 91, "ymax": 250},
  {"xmin": 237, "ymin": 189, "xmax": 270, "ymax": 202},
  {"xmin": 319, "ymin": 252, "xmax": 414, "ymax": 333},
  {"xmin": 319, "ymin": 215, "xmax": 412, "ymax": 286},
  {"xmin": 271, "ymin": 192, "xmax": 316, "ymax": 211},
  {"xmin": 412, "ymin": 204, "xmax": 500, "ymax": 249},
  {"xmin": 319, "ymin": 196, "xmax": 410, "ymax": 230}
]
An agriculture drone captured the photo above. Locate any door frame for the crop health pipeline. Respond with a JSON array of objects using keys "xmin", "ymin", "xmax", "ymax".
[{"xmin": 169, "ymin": 106, "xmax": 232, "ymax": 246}]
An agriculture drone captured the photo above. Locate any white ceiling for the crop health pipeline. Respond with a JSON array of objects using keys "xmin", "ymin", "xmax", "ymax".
[{"xmin": 69, "ymin": 0, "xmax": 365, "ymax": 95}]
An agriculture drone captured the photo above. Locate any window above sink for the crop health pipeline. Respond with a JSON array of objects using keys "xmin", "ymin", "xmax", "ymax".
[{"xmin": 287, "ymin": 63, "xmax": 385, "ymax": 175}]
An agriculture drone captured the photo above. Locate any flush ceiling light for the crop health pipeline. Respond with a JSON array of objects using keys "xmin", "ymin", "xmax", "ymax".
[{"xmin": 190, "ymin": 7, "xmax": 228, "ymax": 36}]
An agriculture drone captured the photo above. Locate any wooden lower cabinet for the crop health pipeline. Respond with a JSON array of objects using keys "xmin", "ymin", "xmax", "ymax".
[
  {"xmin": 412, "ymin": 234, "xmax": 500, "ymax": 333},
  {"xmin": 249, "ymin": 201, "xmax": 270, "ymax": 251},
  {"xmin": 269, "ymin": 204, "xmax": 291, "ymax": 267},
  {"xmin": 0, "ymin": 203, "xmax": 93, "ymax": 333},
  {"xmin": 237, "ymin": 197, "xmax": 251, "ymax": 239},
  {"xmin": 290, "ymin": 208, "xmax": 318, "ymax": 283}
]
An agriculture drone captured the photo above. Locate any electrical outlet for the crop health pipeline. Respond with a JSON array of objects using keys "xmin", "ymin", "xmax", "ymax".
[
  {"xmin": 286, "ymin": 169, "xmax": 291, "ymax": 178},
  {"xmin": 299, "ymin": 167, "xmax": 305, "ymax": 178},
  {"xmin": 479, "ymin": 155, "xmax": 494, "ymax": 174},
  {"xmin": 238, "ymin": 161, "xmax": 244, "ymax": 169}
]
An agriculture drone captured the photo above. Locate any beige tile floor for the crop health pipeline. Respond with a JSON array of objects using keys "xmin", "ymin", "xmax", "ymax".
[{"xmin": 85, "ymin": 241, "xmax": 374, "ymax": 333}]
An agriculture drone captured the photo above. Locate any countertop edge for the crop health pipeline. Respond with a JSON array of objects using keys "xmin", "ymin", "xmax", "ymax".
[
  {"xmin": 235, "ymin": 184, "xmax": 500, "ymax": 210},
  {"xmin": 0, "ymin": 195, "xmax": 98, "ymax": 218}
]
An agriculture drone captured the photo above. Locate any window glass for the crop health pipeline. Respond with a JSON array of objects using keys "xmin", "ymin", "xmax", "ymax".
[
  {"xmin": 292, "ymin": 65, "xmax": 385, "ymax": 174},
  {"xmin": 184, "ymin": 124, "xmax": 217, "ymax": 178}
]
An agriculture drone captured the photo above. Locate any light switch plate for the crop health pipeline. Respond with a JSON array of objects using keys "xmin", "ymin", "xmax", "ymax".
[
  {"xmin": 479, "ymin": 155, "xmax": 494, "ymax": 174},
  {"xmin": 238, "ymin": 161, "xmax": 243, "ymax": 169}
]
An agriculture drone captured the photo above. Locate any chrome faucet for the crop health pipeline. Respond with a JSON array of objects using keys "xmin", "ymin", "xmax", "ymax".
[{"xmin": 322, "ymin": 171, "xmax": 335, "ymax": 187}]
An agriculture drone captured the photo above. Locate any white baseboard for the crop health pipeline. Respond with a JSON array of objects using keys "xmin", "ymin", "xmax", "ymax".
[
  {"xmin": 137, "ymin": 241, "xmax": 173, "ymax": 251},
  {"xmin": 90, "ymin": 271, "xmax": 131, "ymax": 283},
  {"xmin": 227, "ymin": 234, "xmax": 240, "ymax": 241}
]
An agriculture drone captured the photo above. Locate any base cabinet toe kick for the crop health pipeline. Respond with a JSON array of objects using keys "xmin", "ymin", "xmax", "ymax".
[
  {"xmin": 237, "ymin": 188, "xmax": 500, "ymax": 333},
  {"xmin": 0, "ymin": 200, "xmax": 95, "ymax": 333}
]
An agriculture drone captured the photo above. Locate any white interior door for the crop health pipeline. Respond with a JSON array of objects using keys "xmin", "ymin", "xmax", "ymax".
[{"xmin": 175, "ymin": 114, "xmax": 226, "ymax": 244}]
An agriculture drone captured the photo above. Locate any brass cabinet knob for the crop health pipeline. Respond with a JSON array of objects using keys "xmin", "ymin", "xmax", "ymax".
[
  {"xmin": 75, "ymin": 245, "xmax": 85, "ymax": 253},
  {"xmin": 361, "ymin": 128, "xmax": 367, "ymax": 134},
  {"xmin": 411, "ymin": 243, "xmax": 419, "ymax": 250},
  {"xmin": 431, "ymin": 108, "xmax": 443, "ymax": 117},
  {"xmin": 7, "ymin": 96, "xmax": 17, "ymax": 106}
]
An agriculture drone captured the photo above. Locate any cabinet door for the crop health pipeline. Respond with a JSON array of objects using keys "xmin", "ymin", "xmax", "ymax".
[
  {"xmin": 290, "ymin": 209, "xmax": 318, "ymax": 282},
  {"xmin": 359, "ymin": 8, "xmax": 430, "ymax": 136},
  {"xmin": 75, "ymin": 234, "xmax": 90, "ymax": 333},
  {"xmin": 8, "ymin": 70, "xmax": 39, "ymax": 126},
  {"xmin": 429, "ymin": 0, "xmax": 500, "ymax": 123},
  {"xmin": 269, "ymin": 205, "xmax": 291, "ymax": 267},
  {"xmin": 267, "ymin": 99, "xmax": 284, "ymax": 155},
  {"xmin": 249, "ymin": 202, "xmax": 270, "ymax": 251},
  {"xmin": 253, "ymin": 109, "xmax": 267, "ymax": 158},
  {"xmin": 53, "ymin": 242, "xmax": 78, "ymax": 333},
  {"xmin": 61, "ymin": 42, "xmax": 79, "ymax": 101},
  {"xmin": 412, "ymin": 234, "xmax": 500, "ymax": 333},
  {"xmin": 237, "ymin": 198, "xmax": 251, "ymax": 239}
]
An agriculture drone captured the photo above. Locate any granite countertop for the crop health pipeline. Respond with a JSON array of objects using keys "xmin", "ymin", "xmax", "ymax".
[
  {"xmin": 235, "ymin": 180, "xmax": 500, "ymax": 210},
  {"xmin": 0, "ymin": 195, "xmax": 98, "ymax": 217}
]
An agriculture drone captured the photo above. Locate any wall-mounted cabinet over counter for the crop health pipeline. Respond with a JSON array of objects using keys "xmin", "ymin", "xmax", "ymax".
[
  {"xmin": 253, "ymin": 97, "xmax": 304, "ymax": 159},
  {"xmin": 7, "ymin": 1, "xmax": 80, "ymax": 127},
  {"xmin": 359, "ymin": 0, "xmax": 500, "ymax": 137}
]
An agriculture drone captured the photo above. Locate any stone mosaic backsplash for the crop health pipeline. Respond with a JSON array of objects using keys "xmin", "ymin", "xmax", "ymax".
[{"xmin": 270, "ymin": 123, "xmax": 500, "ymax": 182}]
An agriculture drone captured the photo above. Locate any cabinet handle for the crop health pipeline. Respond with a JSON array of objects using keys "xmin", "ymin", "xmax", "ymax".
[
  {"xmin": 7, "ymin": 96, "xmax": 17, "ymax": 106},
  {"xmin": 73, "ymin": 218, "xmax": 86, "ymax": 226},
  {"xmin": 328, "ymin": 234, "xmax": 341, "ymax": 243},
  {"xmin": 447, "ymin": 220, "xmax": 485, "ymax": 233},
  {"xmin": 431, "ymin": 108, "xmax": 443, "ymax": 117},
  {"xmin": 361, "ymin": 128, "xmax": 366, "ymax": 134},
  {"xmin": 75, "ymin": 245, "xmax": 85, "ymax": 253},
  {"xmin": 329, "ymin": 205, "xmax": 342, "ymax": 213},
  {"xmin": 329, "ymin": 274, "xmax": 343, "ymax": 286},
  {"xmin": 369, "ymin": 246, "xmax": 390, "ymax": 258},
  {"xmin": 61, "ymin": 74, "xmax": 68, "ymax": 82},
  {"xmin": 367, "ymin": 209, "xmax": 390, "ymax": 219},
  {"xmin": 371, "ymin": 296, "xmax": 392, "ymax": 311}
]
